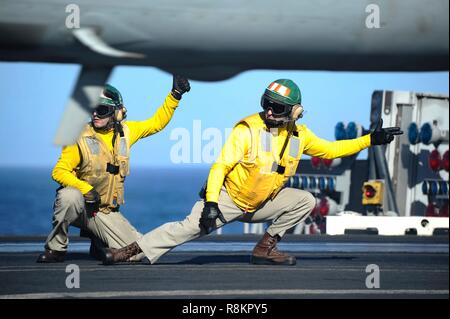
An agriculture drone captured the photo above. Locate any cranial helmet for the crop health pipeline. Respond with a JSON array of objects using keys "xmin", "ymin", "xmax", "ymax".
[
  {"xmin": 261, "ymin": 79, "xmax": 303, "ymax": 127},
  {"xmin": 94, "ymin": 84, "xmax": 127, "ymax": 122}
]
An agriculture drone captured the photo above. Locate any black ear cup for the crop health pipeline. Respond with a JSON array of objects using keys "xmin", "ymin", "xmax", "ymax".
[{"xmin": 291, "ymin": 105, "xmax": 304, "ymax": 120}]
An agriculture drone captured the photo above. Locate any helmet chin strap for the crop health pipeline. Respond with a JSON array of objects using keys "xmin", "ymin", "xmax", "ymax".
[{"xmin": 111, "ymin": 120, "xmax": 124, "ymax": 148}]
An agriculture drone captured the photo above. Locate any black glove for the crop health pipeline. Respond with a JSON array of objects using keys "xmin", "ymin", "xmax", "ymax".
[
  {"xmin": 199, "ymin": 202, "xmax": 227, "ymax": 234},
  {"xmin": 84, "ymin": 189, "xmax": 101, "ymax": 216},
  {"xmin": 370, "ymin": 119, "xmax": 403, "ymax": 145},
  {"xmin": 171, "ymin": 75, "xmax": 191, "ymax": 100}
]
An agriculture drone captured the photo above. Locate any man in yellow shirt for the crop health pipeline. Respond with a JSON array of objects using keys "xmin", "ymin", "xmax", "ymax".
[
  {"xmin": 103, "ymin": 79, "xmax": 402, "ymax": 266},
  {"xmin": 37, "ymin": 75, "xmax": 191, "ymax": 263}
]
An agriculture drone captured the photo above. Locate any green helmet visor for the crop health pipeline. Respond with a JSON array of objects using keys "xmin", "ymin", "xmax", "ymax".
[{"xmin": 93, "ymin": 104, "xmax": 115, "ymax": 119}]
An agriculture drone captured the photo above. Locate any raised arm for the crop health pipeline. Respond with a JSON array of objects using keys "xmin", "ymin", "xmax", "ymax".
[
  {"xmin": 127, "ymin": 75, "xmax": 191, "ymax": 145},
  {"xmin": 126, "ymin": 93, "xmax": 180, "ymax": 144}
]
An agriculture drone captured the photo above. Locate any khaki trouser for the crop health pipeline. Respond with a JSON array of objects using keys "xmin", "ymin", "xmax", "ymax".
[
  {"xmin": 45, "ymin": 187, "xmax": 144, "ymax": 261},
  {"xmin": 137, "ymin": 187, "xmax": 316, "ymax": 264}
]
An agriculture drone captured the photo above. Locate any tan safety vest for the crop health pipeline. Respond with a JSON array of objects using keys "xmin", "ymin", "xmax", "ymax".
[
  {"xmin": 225, "ymin": 113, "xmax": 304, "ymax": 212},
  {"xmin": 76, "ymin": 124, "xmax": 130, "ymax": 213}
]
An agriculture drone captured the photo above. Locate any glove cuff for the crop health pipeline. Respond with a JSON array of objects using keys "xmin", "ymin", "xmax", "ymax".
[
  {"xmin": 205, "ymin": 201, "xmax": 219, "ymax": 209},
  {"xmin": 84, "ymin": 189, "xmax": 100, "ymax": 203},
  {"xmin": 171, "ymin": 90, "xmax": 182, "ymax": 100},
  {"xmin": 370, "ymin": 132, "xmax": 383, "ymax": 145}
]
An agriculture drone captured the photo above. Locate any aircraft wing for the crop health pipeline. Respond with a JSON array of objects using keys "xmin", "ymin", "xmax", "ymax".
[
  {"xmin": 0, "ymin": 0, "xmax": 448, "ymax": 81},
  {"xmin": 0, "ymin": 0, "xmax": 448, "ymax": 145}
]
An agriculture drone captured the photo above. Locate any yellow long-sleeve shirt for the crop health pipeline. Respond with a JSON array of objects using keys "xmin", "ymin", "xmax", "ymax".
[
  {"xmin": 52, "ymin": 93, "xmax": 180, "ymax": 194},
  {"xmin": 206, "ymin": 122, "xmax": 372, "ymax": 203}
]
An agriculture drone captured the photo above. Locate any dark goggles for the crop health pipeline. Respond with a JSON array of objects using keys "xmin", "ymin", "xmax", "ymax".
[
  {"xmin": 262, "ymin": 98, "xmax": 292, "ymax": 116},
  {"xmin": 93, "ymin": 104, "xmax": 115, "ymax": 119}
]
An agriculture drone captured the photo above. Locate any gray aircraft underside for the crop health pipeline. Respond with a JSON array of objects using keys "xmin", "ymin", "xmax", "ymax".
[{"xmin": 0, "ymin": 0, "xmax": 448, "ymax": 144}]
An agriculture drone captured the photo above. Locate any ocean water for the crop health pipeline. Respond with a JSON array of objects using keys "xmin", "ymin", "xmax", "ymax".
[{"xmin": 0, "ymin": 167, "xmax": 245, "ymax": 236}]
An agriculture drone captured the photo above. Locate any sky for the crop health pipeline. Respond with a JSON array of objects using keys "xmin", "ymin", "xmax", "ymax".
[{"xmin": 0, "ymin": 62, "xmax": 448, "ymax": 168}]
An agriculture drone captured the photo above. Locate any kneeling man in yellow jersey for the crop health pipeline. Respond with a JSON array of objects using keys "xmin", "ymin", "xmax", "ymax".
[
  {"xmin": 37, "ymin": 75, "xmax": 191, "ymax": 263},
  {"xmin": 102, "ymin": 79, "xmax": 402, "ymax": 266}
]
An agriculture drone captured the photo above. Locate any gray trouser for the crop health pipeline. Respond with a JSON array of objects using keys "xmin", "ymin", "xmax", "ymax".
[
  {"xmin": 45, "ymin": 187, "xmax": 143, "ymax": 260},
  {"xmin": 137, "ymin": 187, "xmax": 316, "ymax": 264}
]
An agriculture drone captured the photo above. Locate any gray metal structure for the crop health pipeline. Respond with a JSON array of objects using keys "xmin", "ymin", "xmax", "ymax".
[
  {"xmin": 289, "ymin": 156, "xmax": 365, "ymax": 213},
  {"xmin": 370, "ymin": 90, "xmax": 449, "ymax": 216}
]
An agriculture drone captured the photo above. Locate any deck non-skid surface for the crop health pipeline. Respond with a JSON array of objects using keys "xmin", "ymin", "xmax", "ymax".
[{"xmin": 0, "ymin": 235, "xmax": 448, "ymax": 299}]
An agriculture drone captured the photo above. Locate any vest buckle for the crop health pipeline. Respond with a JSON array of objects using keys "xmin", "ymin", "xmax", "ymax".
[
  {"xmin": 106, "ymin": 163, "xmax": 120, "ymax": 175},
  {"xmin": 271, "ymin": 162, "xmax": 285, "ymax": 174}
]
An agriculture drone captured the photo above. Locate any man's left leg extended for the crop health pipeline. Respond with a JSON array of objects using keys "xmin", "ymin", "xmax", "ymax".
[{"xmin": 103, "ymin": 187, "xmax": 244, "ymax": 265}]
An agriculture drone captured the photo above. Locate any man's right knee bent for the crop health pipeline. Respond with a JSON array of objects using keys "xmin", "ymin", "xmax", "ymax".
[
  {"xmin": 303, "ymin": 192, "xmax": 317, "ymax": 213},
  {"xmin": 55, "ymin": 187, "xmax": 85, "ymax": 212}
]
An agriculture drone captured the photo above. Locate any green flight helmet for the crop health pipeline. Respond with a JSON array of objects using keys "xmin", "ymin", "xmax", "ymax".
[
  {"xmin": 99, "ymin": 84, "xmax": 123, "ymax": 107},
  {"xmin": 95, "ymin": 84, "xmax": 126, "ymax": 122},
  {"xmin": 261, "ymin": 79, "xmax": 302, "ymax": 107}
]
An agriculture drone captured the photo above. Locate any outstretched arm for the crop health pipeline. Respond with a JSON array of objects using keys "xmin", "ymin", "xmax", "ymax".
[
  {"xmin": 303, "ymin": 125, "xmax": 371, "ymax": 158},
  {"xmin": 303, "ymin": 119, "xmax": 403, "ymax": 158}
]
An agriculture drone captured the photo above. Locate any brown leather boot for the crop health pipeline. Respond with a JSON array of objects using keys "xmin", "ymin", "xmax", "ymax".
[
  {"xmin": 102, "ymin": 242, "xmax": 142, "ymax": 265},
  {"xmin": 251, "ymin": 232, "xmax": 296, "ymax": 265},
  {"xmin": 36, "ymin": 249, "xmax": 66, "ymax": 263}
]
